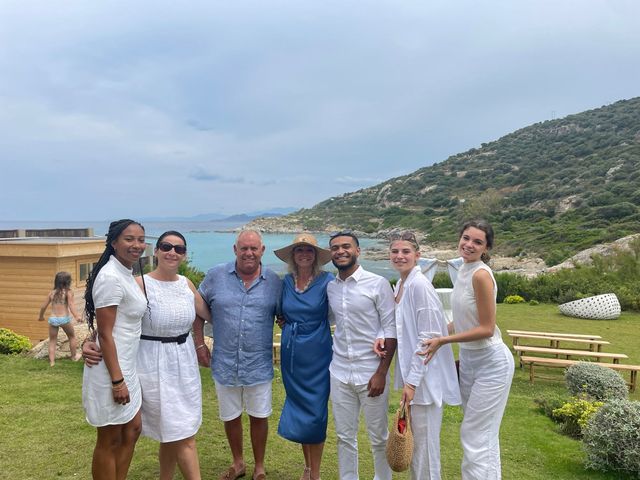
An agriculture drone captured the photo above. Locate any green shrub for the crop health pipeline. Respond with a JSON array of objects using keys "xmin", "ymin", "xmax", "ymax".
[
  {"xmin": 178, "ymin": 260, "xmax": 205, "ymax": 288},
  {"xmin": 0, "ymin": 328, "xmax": 32, "ymax": 355},
  {"xmin": 565, "ymin": 362, "xmax": 628, "ymax": 401},
  {"xmin": 431, "ymin": 271, "xmax": 453, "ymax": 289},
  {"xmin": 494, "ymin": 272, "xmax": 530, "ymax": 303},
  {"xmin": 534, "ymin": 394, "xmax": 567, "ymax": 421},
  {"xmin": 504, "ymin": 294, "xmax": 525, "ymax": 304},
  {"xmin": 552, "ymin": 396, "xmax": 604, "ymax": 438},
  {"xmin": 491, "ymin": 239, "xmax": 640, "ymax": 310},
  {"xmin": 582, "ymin": 399, "xmax": 640, "ymax": 476},
  {"xmin": 529, "ymin": 299, "xmax": 540, "ymax": 306}
]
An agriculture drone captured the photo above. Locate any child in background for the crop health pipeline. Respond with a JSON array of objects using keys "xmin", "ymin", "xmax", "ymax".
[{"xmin": 38, "ymin": 271, "xmax": 81, "ymax": 366}]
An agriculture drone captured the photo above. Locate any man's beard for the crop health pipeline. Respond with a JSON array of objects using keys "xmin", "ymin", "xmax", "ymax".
[{"xmin": 332, "ymin": 256, "xmax": 357, "ymax": 271}]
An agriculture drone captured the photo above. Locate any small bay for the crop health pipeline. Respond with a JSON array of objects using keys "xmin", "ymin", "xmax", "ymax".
[{"xmin": 0, "ymin": 220, "xmax": 395, "ymax": 279}]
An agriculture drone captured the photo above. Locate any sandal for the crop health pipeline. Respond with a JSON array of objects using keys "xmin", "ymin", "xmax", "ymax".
[
  {"xmin": 219, "ymin": 465, "xmax": 246, "ymax": 480},
  {"xmin": 299, "ymin": 467, "xmax": 311, "ymax": 480}
]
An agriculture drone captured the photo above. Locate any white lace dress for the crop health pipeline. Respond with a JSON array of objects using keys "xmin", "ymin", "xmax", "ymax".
[{"xmin": 137, "ymin": 275, "xmax": 202, "ymax": 442}]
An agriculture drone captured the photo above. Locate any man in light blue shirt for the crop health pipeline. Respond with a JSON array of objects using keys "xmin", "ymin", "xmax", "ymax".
[{"xmin": 198, "ymin": 230, "xmax": 282, "ymax": 480}]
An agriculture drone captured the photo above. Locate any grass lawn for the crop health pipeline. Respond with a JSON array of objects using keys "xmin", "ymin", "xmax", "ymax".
[{"xmin": 1, "ymin": 303, "xmax": 638, "ymax": 479}]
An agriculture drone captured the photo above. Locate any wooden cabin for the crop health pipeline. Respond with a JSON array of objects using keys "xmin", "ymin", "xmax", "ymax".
[
  {"xmin": 0, "ymin": 231, "xmax": 104, "ymax": 343},
  {"xmin": 0, "ymin": 228, "xmax": 154, "ymax": 343}
]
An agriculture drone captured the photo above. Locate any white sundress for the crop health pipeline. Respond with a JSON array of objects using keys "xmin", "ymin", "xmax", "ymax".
[
  {"xmin": 82, "ymin": 256, "xmax": 147, "ymax": 427},
  {"xmin": 137, "ymin": 275, "xmax": 202, "ymax": 442}
]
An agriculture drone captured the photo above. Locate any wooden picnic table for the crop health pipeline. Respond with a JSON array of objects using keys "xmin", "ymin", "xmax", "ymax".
[
  {"xmin": 508, "ymin": 333, "xmax": 610, "ymax": 352},
  {"xmin": 506, "ymin": 329, "xmax": 602, "ymax": 340},
  {"xmin": 513, "ymin": 345, "xmax": 627, "ymax": 364},
  {"xmin": 520, "ymin": 356, "xmax": 640, "ymax": 392}
]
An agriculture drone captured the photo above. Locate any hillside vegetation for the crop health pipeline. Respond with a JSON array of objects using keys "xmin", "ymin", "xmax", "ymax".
[{"xmin": 273, "ymin": 98, "xmax": 640, "ymax": 264}]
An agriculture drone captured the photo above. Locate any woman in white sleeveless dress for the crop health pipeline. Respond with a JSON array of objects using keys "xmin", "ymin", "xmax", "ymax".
[
  {"xmin": 420, "ymin": 220, "xmax": 514, "ymax": 480},
  {"xmin": 136, "ymin": 230, "xmax": 210, "ymax": 480}
]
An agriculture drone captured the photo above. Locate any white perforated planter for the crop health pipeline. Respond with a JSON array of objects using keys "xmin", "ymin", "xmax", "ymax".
[{"xmin": 559, "ymin": 293, "xmax": 621, "ymax": 320}]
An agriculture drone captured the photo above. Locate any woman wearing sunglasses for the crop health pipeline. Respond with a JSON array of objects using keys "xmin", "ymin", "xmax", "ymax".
[{"xmin": 84, "ymin": 230, "xmax": 211, "ymax": 480}]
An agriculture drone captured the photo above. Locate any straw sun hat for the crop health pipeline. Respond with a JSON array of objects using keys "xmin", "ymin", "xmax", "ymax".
[{"xmin": 274, "ymin": 233, "xmax": 332, "ymax": 265}]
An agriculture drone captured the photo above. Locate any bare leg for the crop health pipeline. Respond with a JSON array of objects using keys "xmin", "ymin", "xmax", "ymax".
[
  {"xmin": 224, "ymin": 416, "xmax": 245, "ymax": 473},
  {"xmin": 249, "ymin": 415, "xmax": 268, "ymax": 477},
  {"xmin": 159, "ymin": 442, "xmax": 178, "ymax": 480},
  {"xmin": 300, "ymin": 444, "xmax": 311, "ymax": 479},
  {"xmin": 92, "ymin": 424, "xmax": 123, "ymax": 479},
  {"xmin": 60, "ymin": 323, "xmax": 80, "ymax": 361},
  {"xmin": 160, "ymin": 437, "xmax": 201, "ymax": 480},
  {"xmin": 48, "ymin": 325, "xmax": 58, "ymax": 366},
  {"xmin": 307, "ymin": 442, "xmax": 325, "ymax": 480},
  {"xmin": 302, "ymin": 443, "xmax": 311, "ymax": 467},
  {"xmin": 115, "ymin": 411, "xmax": 142, "ymax": 480}
]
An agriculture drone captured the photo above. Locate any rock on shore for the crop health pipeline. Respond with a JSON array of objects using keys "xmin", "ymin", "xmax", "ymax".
[{"xmin": 29, "ymin": 322, "xmax": 92, "ymax": 360}]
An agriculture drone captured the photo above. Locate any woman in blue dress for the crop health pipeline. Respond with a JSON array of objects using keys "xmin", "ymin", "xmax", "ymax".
[{"xmin": 274, "ymin": 233, "xmax": 334, "ymax": 480}]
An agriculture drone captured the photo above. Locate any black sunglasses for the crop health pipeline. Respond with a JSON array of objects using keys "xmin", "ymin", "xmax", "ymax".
[
  {"xmin": 157, "ymin": 241, "xmax": 187, "ymax": 255},
  {"xmin": 389, "ymin": 231, "xmax": 418, "ymax": 242}
]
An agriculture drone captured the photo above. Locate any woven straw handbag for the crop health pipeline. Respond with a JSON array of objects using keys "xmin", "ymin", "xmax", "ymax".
[{"xmin": 385, "ymin": 403, "xmax": 413, "ymax": 472}]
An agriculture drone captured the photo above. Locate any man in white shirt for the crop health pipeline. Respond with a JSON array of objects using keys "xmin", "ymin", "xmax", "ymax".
[{"xmin": 327, "ymin": 231, "xmax": 397, "ymax": 480}]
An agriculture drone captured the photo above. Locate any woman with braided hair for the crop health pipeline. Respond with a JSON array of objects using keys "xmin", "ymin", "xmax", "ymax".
[{"xmin": 82, "ymin": 219, "xmax": 148, "ymax": 480}]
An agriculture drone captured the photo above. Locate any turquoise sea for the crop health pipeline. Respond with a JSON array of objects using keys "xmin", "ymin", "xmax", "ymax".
[{"xmin": 0, "ymin": 220, "xmax": 395, "ymax": 279}]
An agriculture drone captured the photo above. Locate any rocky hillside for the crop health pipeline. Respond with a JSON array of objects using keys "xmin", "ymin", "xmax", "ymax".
[{"xmin": 249, "ymin": 97, "xmax": 640, "ymax": 264}]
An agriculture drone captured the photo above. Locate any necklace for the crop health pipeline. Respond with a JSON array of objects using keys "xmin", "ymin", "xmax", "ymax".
[{"xmin": 293, "ymin": 273, "xmax": 314, "ymax": 293}]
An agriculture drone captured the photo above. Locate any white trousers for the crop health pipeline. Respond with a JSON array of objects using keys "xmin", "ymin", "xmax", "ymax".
[
  {"xmin": 409, "ymin": 403, "xmax": 443, "ymax": 480},
  {"xmin": 330, "ymin": 373, "xmax": 392, "ymax": 480},
  {"xmin": 458, "ymin": 343, "xmax": 514, "ymax": 480}
]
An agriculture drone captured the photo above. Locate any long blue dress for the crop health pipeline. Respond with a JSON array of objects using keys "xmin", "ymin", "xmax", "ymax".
[{"xmin": 277, "ymin": 271, "xmax": 334, "ymax": 444}]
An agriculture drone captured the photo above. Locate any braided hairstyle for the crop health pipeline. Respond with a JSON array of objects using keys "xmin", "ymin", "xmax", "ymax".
[{"xmin": 84, "ymin": 219, "xmax": 145, "ymax": 333}]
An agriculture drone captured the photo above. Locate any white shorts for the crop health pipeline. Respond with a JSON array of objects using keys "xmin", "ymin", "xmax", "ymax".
[{"xmin": 214, "ymin": 380, "xmax": 272, "ymax": 421}]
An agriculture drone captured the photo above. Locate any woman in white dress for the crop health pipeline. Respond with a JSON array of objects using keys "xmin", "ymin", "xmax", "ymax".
[
  {"xmin": 136, "ymin": 230, "xmax": 210, "ymax": 480},
  {"xmin": 386, "ymin": 231, "xmax": 461, "ymax": 480},
  {"xmin": 82, "ymin": 219, "xmax": 148, "ymax": 480},
  {"xmin": 84, "ymin": 230, "xmax": 211, "ymax": 480},
  {"xmin": 420, "ymin": 220, "xmax": 514, "ymax": 480}
]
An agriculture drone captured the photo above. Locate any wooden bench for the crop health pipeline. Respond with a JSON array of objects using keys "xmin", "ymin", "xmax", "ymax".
[
  {"xmin": 506, "ymin": 329, "xmax": 602, "ymax": 340},
  {"xmin": 520, "ymin": 356, "xmax": 640, "ymax": 392},
  {"xmin": 273, "ymin": 342, "xmax": 281, "ymax": 364},
  {"xmin": 508, "ymin": 333, "xmax": 610, "ymax": 352},
  {"xmin": 513, "ymin": 345, "xmax": 627, "ymax": 365}
]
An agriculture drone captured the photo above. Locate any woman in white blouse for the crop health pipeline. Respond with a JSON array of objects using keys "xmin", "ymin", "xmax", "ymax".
[
  {"xmin": 385, "ymin": 231, "xmax": 460, "ymax": 479},
  {"xmin": 420, "ymin": 220, "xmax": 514, "ymax": 480}
]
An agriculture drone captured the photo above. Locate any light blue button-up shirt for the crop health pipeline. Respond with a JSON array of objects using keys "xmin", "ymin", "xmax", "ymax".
[{"xmin": 198, "ymin": 261, "xmax": 282, "ymax": 386}]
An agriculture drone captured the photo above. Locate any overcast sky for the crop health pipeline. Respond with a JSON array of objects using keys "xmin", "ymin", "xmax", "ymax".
[{"xmin": 1, "ymin": 0, "xmax": 638, "ymax": 221}]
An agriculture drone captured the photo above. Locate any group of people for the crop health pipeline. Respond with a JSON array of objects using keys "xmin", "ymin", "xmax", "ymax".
[{"xmin": 68, "ymin": 217, "xmax": 514, "ymax": 480}]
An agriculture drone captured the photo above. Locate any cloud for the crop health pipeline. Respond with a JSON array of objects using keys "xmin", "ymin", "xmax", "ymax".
[
  {"xmin": 189, "ymin": 166, "xmax": 244, "ymax": 183},
  {"xmin": 1, "ymin": 1, "xmax": 639, "ymax": 220},
  {"xmin": 335, "ymin": 176, "xmax": 384, "ymax": 186}
]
